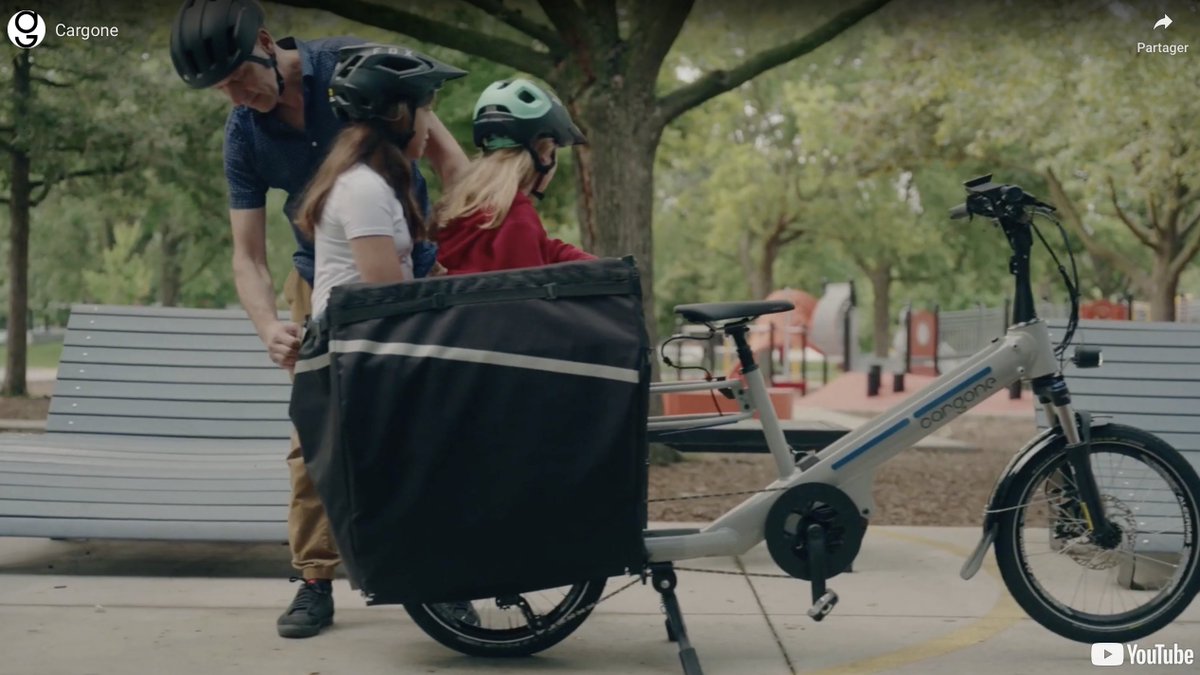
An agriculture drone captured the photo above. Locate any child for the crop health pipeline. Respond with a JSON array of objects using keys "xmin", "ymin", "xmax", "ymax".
[
  {"xmin": 296, "ymin": 44, "xmax": 466, "ymax": 320},
  {"xmin": 434, "ymin": 78, "xmax": 595, "ymax": 273}
]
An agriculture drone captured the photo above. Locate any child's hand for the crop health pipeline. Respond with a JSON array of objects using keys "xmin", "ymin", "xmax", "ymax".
[{"xmin": 430, "ymin": 262, "xmax": 448, "ymax": 277}]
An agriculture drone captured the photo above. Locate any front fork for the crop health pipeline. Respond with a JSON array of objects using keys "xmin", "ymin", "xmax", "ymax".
[{"xmin": 1033, "ymin": 375, "xmax": 1118, "ymax": 547}]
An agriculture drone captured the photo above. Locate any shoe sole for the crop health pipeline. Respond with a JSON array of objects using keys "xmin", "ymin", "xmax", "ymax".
[{"xmin": 277, "ymin": 616, "xmax": 333, "ymax": 639}]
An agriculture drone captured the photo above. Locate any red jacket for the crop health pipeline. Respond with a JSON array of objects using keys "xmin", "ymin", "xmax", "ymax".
[{"xmin": 436, "ymin": 193, "xmax": 595, "ymax": 274}]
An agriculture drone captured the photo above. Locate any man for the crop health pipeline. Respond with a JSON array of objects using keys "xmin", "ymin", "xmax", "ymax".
[{"xmin": 169, "ymin": 0, "xmax": 467, "ymax": 638}]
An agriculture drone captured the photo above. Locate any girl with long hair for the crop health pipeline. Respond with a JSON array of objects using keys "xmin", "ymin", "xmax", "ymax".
[{"xmin": 297, "ymin": 44, "xmax": 466, "ymax": 319}]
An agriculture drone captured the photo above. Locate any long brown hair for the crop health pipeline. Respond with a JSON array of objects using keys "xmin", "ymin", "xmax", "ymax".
[{"xmin": 297, "ymin": 107, "xmax": 425, "ymax": 242}]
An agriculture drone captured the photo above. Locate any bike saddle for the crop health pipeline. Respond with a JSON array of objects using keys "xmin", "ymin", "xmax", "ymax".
[{"xmin": 673, "ymin": 300, "xmax": 794, "ymax": 324}]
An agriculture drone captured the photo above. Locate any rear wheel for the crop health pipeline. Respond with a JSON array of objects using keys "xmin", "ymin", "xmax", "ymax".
[
  {"xmin": 405, "ymin": 579, "xmax": 606, "ymax": 657},
  {"xmin": 993, "ymin": 424, "xmax": 1200, "ymax": 643}
]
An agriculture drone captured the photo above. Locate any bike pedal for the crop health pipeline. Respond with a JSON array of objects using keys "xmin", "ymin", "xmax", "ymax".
[{"xmin": 807, "ymin": 590, "xmax": 838, "ymax": 622}]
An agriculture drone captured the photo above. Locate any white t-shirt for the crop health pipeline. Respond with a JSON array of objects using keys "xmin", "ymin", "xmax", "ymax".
[{"xmin": 311, "ymin": 163, "xmax": 414, "ymax": 319}]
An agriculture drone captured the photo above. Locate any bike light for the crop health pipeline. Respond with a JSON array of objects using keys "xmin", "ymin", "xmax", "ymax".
[{"xmin": 1072, "ymin": 346, "xmax": 1103, "ymax": 369}]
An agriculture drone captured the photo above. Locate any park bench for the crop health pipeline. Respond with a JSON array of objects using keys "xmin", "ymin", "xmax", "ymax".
[
  {"xmin": 1043, "ymin": 319, "xmax": 1200, "ymax": 589},
  {"xmin": 0, "ymin": 304, "xmax": 848, "ymax": 543},
  {"xmin": 0, "ymin": 305, "xmax": 293, "ymax": 541}
]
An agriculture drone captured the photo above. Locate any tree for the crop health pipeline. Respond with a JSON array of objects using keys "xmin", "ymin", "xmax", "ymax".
[
  {"xmin": 272, "ymin": 0, "xmax": 894, "ymax": 343},
  {"xmin": 1, "ymin": 45, "xmax": 134, "ymax": 396},
  {"xmin": 908, "ymin": 1, "xmax": 1200, "ymax": 319}
]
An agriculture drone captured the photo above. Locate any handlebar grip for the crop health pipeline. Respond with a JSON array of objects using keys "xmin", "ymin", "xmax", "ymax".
[{"xmin": 949, "ymin": 203, "xmax": 970, "ymax": 220}]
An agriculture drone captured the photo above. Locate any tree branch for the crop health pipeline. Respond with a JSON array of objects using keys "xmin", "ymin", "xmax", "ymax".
[
  {"xmin": 656, "ymin": 0, "xmax": 892, "ymax": 126},
  {"xmin": 458, "ymin": 0, "xmax": 563, "ymax": 52},
  {"xmin": 272, "ymin": 0, "xmax": 554, "ymax": 77},
  {"xmin": 29, "ymin": 163, "xmax": 130, "ymax": 206},
  {"xmin": 30, "ymin": 76, "xmax": 71, "ymax": 88},
  {"xmin": 627, "ymin": 0, "xmax": 692, "ymax": 88},
  {"xmin": 1045, "ymin": 168, "xmax": 1142, "ymax": 282},
  {"xmin": 581, "ymin": 0, "xmax": 620, "ymax": 44},
  {"xmin": 1170, "ymin": 215, "xmax": 1200, "ymax": 278},
  {"xmin": 535, "ymin": 0, "xmax": 588, "ymax": 41},
  {"xmin": 1106, "ymin": 176, "xmax": 1155, "ymax": 249}
]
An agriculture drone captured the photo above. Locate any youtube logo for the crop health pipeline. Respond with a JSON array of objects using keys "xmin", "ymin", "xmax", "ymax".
[{"xmin": 1092, "ymin": 643, "xmax": 1125, "ymax": 666}]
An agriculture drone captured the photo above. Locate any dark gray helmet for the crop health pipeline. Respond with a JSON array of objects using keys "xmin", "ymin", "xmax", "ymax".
[
  {"xmin": 170, "ymin": 0, "xmax": 269, "ymax": 89},
  {"xmin": 328, "ymin": 44, "xmax": 467, "ymax": 122}
]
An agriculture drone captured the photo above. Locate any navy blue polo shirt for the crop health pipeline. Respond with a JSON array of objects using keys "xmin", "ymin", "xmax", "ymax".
[{"xmin": 223, "ymin": 36, "xmax": 431, "ymax": 286}]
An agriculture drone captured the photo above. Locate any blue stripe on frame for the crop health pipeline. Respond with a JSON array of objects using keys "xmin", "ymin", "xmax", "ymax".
[
  {"xmin": 832, "ymin": 419, "xmax": 910, "ymax": 471},
  {"xmin": 912, "ymin": 367, "xmax": 994, "ymax": 418}
]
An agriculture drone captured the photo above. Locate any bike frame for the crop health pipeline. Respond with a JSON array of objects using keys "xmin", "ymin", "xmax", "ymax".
[{"xmin": 643, "ymin": 318, "xmax": 1064, "ymax": 563}]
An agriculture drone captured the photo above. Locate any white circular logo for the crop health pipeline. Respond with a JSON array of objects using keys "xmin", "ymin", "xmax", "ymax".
[{"xmin": 7, "ymin": 10, "xmax": 46, "ymax": 49}]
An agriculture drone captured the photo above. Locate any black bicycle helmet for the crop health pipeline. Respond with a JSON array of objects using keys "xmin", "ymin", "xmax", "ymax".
[
  {"xmin": 472, "ymin": 78, "xmax": 587, "ymax": 153},
  {"xmin": 170, "ymin": 0, "xmax": 269, "ymax": 89},
  {"xmin": 328, "ymin": 44, "xmax": 467, "ymax": 122}
]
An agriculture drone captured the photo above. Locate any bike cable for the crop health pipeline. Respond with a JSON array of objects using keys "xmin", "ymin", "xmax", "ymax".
[
  {"xmin": 659, "ymin": 327, "xmax": 727, "ymax": 415},
  {"xmin": 1031, "ymin": 210, "xmax": 1081, "ymax": 366}
]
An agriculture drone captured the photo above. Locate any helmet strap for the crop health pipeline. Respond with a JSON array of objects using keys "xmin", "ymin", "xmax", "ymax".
[
  {"xmin": 527, "ymin": 145, "xmax": 556, "ymax": 200},
  {"xmin": 245, "ymin": 52, "xmax": 285, "ymax": 95},
  {"xmin": 527, "ymin": 146, "xmax": 557, "ymax": 172}
]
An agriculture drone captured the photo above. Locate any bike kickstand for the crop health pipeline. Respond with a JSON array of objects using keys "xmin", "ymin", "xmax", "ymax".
[{"xmin": 650, "ymin": 562, "xmax": 704, "ymax": 675}]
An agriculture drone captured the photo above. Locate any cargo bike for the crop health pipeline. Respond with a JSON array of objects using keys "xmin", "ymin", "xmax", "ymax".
[{"xmin": 291, "ymin": 176, "xmax": 1200, "ymax": 674}]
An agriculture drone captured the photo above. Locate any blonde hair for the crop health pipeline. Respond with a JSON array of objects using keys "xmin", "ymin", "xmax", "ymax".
[
  {"xmin": 297, "ymin": 105, "xmax": 425, "ymax": 242},
  {"xmin": 434, "ymin": 138, "xmax": 556, "ymax": 232}
]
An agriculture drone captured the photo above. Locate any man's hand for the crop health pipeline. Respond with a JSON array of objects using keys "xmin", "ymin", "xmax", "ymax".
[{"xmin": 264, "ymin": 320, "xmax": 301, "ymax": 369}]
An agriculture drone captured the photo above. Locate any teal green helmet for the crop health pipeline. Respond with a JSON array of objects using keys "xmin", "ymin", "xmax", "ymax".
[{"xmin": 472, "ymin": 79, "xmax": 586, "ymax": 153}]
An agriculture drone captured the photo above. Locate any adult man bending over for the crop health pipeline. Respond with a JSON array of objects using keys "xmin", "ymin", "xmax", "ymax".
[{"xmin": 169, "ymin": 0, "xmax": 467, "ymax": 638}]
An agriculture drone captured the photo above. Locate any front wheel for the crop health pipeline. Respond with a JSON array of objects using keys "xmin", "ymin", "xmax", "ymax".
[
  {"xmin": 405, "ymin": 579, "xmax": 606, "ymax": 657},
  {"xmin": 993, "ymin": 423, "xmax": 1200, "ymax": 643}
]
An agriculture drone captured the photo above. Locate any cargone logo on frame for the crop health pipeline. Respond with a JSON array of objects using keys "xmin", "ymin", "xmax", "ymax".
[{"xmin": 7, "ymin": 10, "xmax": 46, "ymax": 49}]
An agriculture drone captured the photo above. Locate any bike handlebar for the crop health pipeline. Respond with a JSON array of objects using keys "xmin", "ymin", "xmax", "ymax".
[{"xmin": 948, "ymin": 174, "xmax": 1056, "ymax": 223}]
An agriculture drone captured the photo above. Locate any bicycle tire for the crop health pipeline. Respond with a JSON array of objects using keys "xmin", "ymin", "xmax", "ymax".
[
  {"xmin": 405, "ymin": 578, "xmax": 606, "ymax": 657},
  {"xmin": 993, "ymin": 423, "xmax": 1200, "ymax": 643}
]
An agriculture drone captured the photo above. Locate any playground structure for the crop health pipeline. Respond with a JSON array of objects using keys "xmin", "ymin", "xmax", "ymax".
[
  {"xmin": 661, "ymin": 282, "xmax": 860, "ymax": 389},
  {"xmin": 658, "ymin": 282, "xmax": 860, "ymax": 418}
]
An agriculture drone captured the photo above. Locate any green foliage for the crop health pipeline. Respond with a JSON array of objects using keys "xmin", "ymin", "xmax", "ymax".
[{"xmin": 82, "ymin": 221, "xmax": 155, "ymax": 304}]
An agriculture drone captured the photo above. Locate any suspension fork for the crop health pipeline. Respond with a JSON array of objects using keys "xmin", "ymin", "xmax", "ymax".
[{"xmin": 1033, "ymin": 375, "xmax": 1118, "ymax": 545}]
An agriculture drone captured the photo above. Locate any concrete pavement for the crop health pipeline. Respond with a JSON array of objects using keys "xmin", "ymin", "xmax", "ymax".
[{"xmin": 2, "ymin": 526, "xmax": 1197, "ymax": 675}]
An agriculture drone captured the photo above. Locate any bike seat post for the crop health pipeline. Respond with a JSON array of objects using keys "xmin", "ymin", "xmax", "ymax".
[
  {"xmin": 724, "ymin": 320, "xmax": 795, "ymax": 478},
  {"xmin": 724, "ymin": 322, "xmax": 758, "ymax": 373}
]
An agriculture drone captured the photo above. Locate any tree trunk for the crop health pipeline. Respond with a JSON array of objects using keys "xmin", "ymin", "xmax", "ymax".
[
  {"xmin": 160, "ymin": 229, "xmax": 182, "ymax": 307},
  {"xmin": 754, "ymin": 237, "xmax": 780, "ymax": 300},
  {"xmin": 869, "ymin": 264, "xmax": 892, "ymax": 360},
  {"xmin": 1150, "ymin": 251, "xmax": 1178, "ymax": 322},
  {"xmin": 3, "ymin": 51, "xmax": 32, "ymax": 397},
  {"xmin": 573, "ymin": 95, "xmax": 662, "ymax": 339}
]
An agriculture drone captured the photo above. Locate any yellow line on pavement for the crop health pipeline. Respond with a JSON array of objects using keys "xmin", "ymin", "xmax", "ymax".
[{"xmin": 798, "ymin": 529, "xmax": 1024, "ymax": 675}]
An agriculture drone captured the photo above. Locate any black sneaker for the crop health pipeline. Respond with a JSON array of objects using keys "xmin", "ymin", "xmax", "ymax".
[{"xmin": 277, "ymin": 577, "xmax": 334, "ymax": 638}]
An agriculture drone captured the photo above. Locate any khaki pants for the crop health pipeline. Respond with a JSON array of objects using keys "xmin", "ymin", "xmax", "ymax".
[{"xmin": 284, "ymin": 269, "xmax": 340, "ymax": 580}]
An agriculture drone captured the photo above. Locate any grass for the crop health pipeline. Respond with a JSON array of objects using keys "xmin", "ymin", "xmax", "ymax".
[{"xmin": 0, "ymin": 339, "xmax": 64, "ymax": 370}]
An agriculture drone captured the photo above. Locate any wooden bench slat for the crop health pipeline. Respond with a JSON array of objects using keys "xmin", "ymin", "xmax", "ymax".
[
  {"xmin": 0, "ymin": 500, "xmax": 287, "ymax": 522},
  {"xmin": 65, "ymin": 332, "xmax": 266, "ymax": 351},
  {"xmin": 1, "ymin": 485, "xmax": 288, "ymax": 506},
  {"xmin": 43, "ymin": 415, "xmax": 293, "ymax": 439},
  {"xmin": 55, "ymin": 364, "xmax": 289, "ymax": 385},
  {"xmin": 0, "ymin": 459, "xmax": 287, "ymax": 480},
  {"xmin": 54, "ymin": 381, "xmax": 292, "ymax": 403},
  {"xmin": 0, "ymin": 517, "xmax": 287, "ymax": 542},
  {"xmin": 68, "ymin": 314, "xmax": 264, "ymax": 335},
  {"xmin": 60, "ymin": 346, "xmax": 275, "ymax": 369},
  {"xmin": 49, "ymin": 397, "xmax": 288, "ymax": 422},
  {"xmin": 0, "ymin": 472, "xmax": 286, "ymax": 491},
  {"xmin": 71, "ymin": 304, "xmax": 288, "ymax": 320}
]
